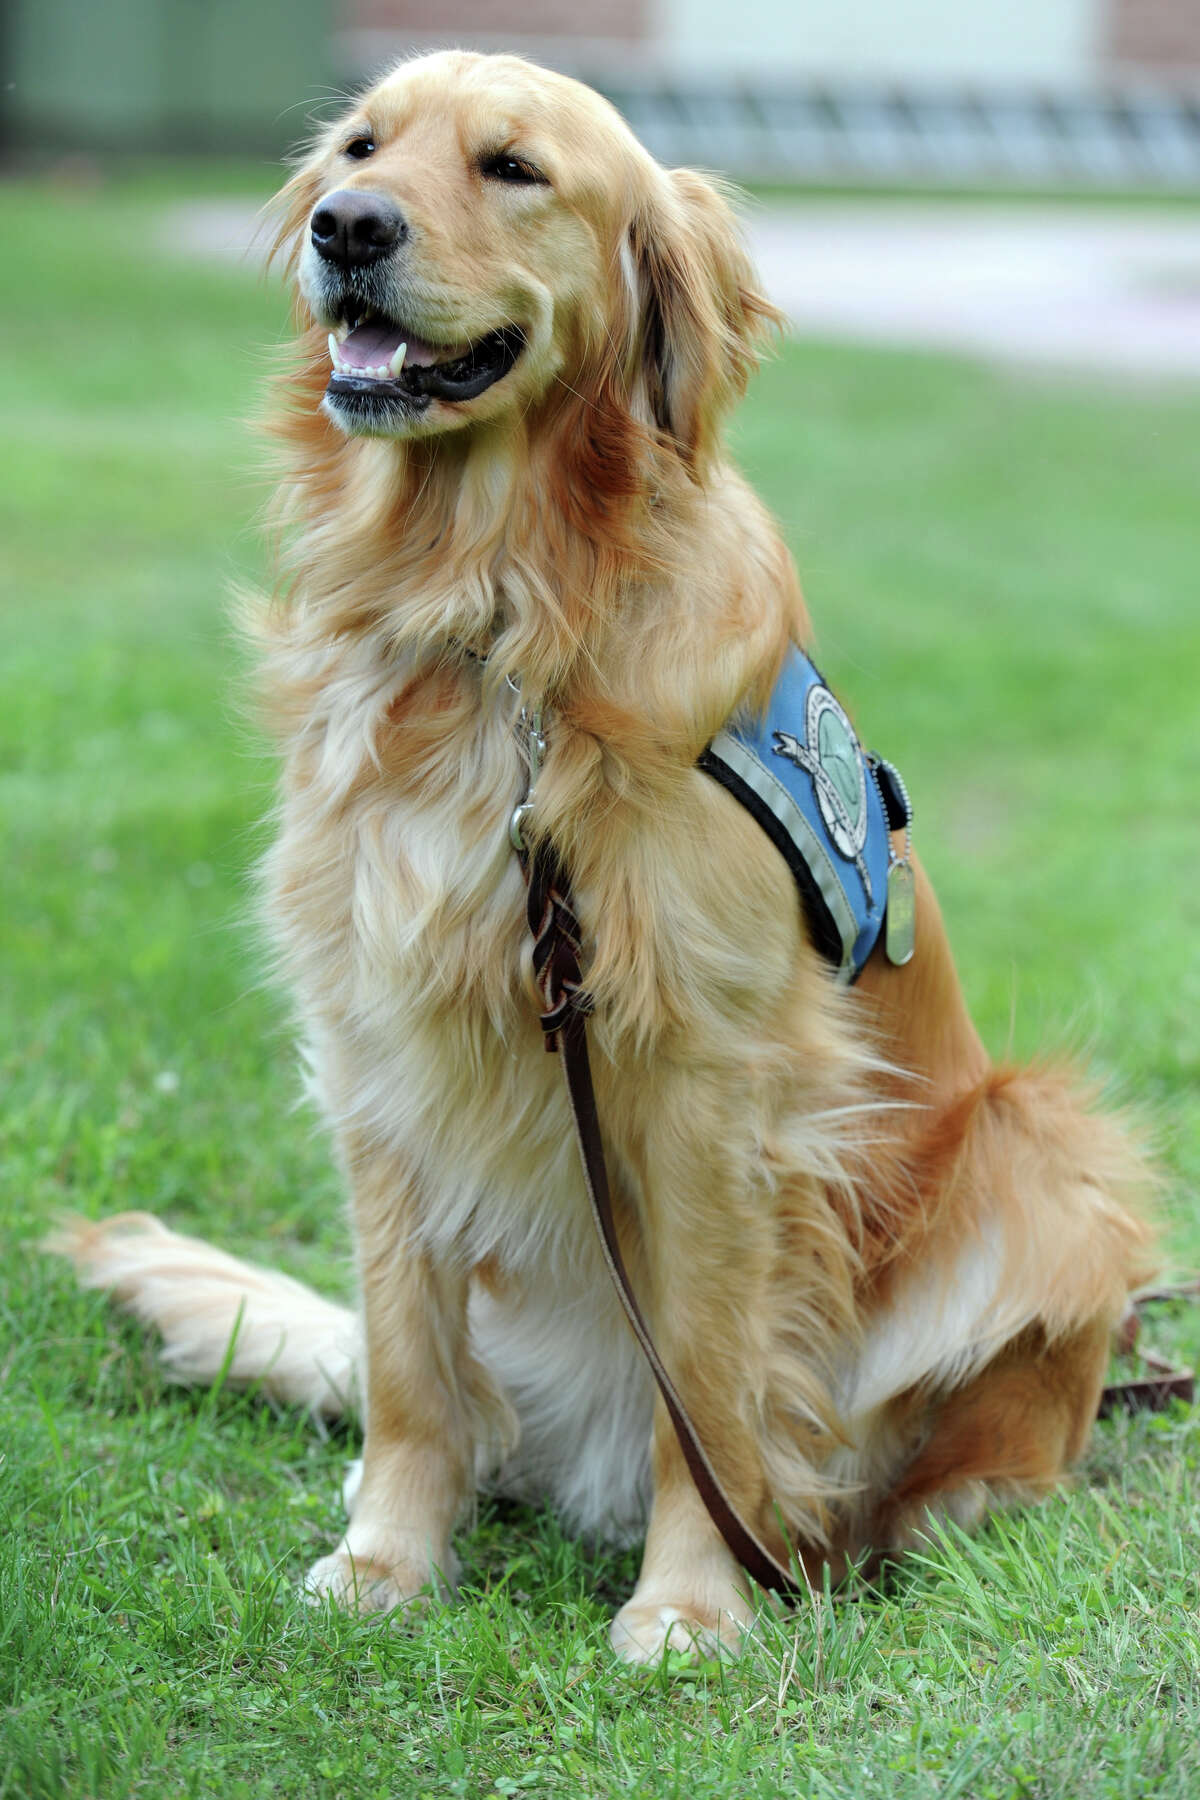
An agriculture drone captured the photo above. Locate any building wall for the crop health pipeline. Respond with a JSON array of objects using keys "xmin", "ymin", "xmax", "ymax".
[
  {"xmin": 335, "ymin": 0, "xmax": 1200, "ymax": 85},
  {"xmin": 1106, "ymin": 0, "xmax": 1200, "ymax": 72},
  {"xmin": 351, "ymin": 0, "xmax": 648, "ymax": 38},
  {"xmin": 656, "ymin": 0, "xmax": 1101, "ymax": 84},
  {"xmin": 5, "ymin": 0, "xmax": 331, "ymax": 152}
]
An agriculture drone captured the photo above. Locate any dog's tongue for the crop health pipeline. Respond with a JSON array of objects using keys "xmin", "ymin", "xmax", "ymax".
[{"xmin": 338, "ymin": 322, "xmax": 446, "ymax": 371}]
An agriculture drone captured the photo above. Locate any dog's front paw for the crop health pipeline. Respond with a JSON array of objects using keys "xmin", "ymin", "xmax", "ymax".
[
  {"xmin": 610, "ymin": 1588, "xmax": 756, "ymax": 1666},
  {"xmin": 304, "ymin": 1533, "xmax": 457, "ymax": 1618}
]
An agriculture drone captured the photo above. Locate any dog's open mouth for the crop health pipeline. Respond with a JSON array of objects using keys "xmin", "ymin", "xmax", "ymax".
[{"xmin": 324, "ymin": 306, "xmax": 525, "ymax": 411}]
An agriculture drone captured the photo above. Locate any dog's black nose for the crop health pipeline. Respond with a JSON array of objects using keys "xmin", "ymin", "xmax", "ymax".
[{"xmin": 310, "ymin": 191, "xmax": 407, "ymax": 268}]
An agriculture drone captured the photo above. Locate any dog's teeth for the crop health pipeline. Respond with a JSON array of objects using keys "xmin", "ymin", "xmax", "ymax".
[
  {"xmin": 327, "ymin": 333, "xmax": 340, "ymax": 368},
  {"xmin": 334, "ymin": 322, "xmax": 350, "ymax": 344},
  {"xmin": 387, "ymin": 341, "xmax": 407, "ymax": 378}
]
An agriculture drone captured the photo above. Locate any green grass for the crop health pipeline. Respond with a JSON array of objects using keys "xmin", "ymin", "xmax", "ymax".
[{"xmin": 2, "ymin": 166, "xmax": 1199, "ymax": 1799}]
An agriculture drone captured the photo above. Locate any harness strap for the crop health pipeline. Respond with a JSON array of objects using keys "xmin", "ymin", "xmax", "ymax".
[{"xmin": 1099, "ymin": 1315, "xmax": 1194, "ymax": 1415}]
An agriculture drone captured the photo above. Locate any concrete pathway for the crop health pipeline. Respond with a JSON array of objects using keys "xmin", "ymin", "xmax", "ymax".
[
  {"xmin": 163, "ymin": 197, "xmax": 1200, "ymax": 381},
  {"xmin": 747, "ymin": 202, "xmax": 1200, "ymax": 380}
]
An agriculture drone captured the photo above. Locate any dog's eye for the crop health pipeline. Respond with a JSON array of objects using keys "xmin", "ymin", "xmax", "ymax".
[
  {"xmin": 343, "ymin": 136, "xmax": 376, "ymax": 161},
  {"xmin": 480, "ymin": 152, "xmax": 548, "ymax": 187}
]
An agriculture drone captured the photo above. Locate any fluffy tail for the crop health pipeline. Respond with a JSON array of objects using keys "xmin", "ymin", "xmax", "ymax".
[{"xmin": 48, "ymin": 1212, "xmax": 360, "ymax": 1419}]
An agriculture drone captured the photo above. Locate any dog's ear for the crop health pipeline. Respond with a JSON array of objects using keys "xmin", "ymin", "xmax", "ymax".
[{"xmin": 629, "ymin": 169, "xmax": 781, "ymax": 473}]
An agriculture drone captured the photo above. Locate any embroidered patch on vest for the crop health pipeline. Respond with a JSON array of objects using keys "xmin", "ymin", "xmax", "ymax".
[
  {"xmin": 771, "ymin": 682, "xmax": 876, "ymax": 908},
  {"xmin": 697, "ymin": 647, "xmax": 910, "ymax": 982}
]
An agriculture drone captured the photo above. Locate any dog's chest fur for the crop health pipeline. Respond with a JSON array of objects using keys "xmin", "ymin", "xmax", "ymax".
[{"xmin": 263, "ymin": 638, "xmax": 605, "ymax": 1265}]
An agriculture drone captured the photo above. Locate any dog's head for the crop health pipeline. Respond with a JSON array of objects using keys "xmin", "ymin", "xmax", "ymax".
[{"xmin": 274, "ymin": 52, "xmax": 778, "ymax": 475}]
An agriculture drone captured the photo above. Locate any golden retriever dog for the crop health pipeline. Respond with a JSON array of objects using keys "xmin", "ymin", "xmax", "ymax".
[{"xmin": 58, "ymin": 50, "xmax": 1153, "ymax": 1663}]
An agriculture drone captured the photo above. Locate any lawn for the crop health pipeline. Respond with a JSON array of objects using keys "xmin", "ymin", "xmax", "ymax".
[{"xmin": 2, "ymin": 167, "xmax": 1199, "ymax": 1799}]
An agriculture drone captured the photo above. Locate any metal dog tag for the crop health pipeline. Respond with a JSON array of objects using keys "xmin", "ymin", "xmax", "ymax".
[{"xmin": 885, "ymin": 859, "xmax": 916, "ymax": 966}]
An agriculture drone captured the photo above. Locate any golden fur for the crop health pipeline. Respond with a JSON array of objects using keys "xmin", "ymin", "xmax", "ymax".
[{"xmin": 58, "ymin": 52, "xmax": 1154, "ymax": 1663}]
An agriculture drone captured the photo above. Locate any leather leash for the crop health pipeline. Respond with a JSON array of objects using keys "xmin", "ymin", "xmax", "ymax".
[
  {"xmin": 1100, "ymin": 1307, "xmax": 1194, "ymax": 1416},
  {"xmin": 524, "ymin": 843, "xmax": 807, "ymax": 1599}
]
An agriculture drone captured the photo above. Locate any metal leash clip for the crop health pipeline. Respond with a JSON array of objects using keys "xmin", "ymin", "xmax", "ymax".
[{"xmin": 508, "ymin": 680, "xmax": 546, "ymax": 854}]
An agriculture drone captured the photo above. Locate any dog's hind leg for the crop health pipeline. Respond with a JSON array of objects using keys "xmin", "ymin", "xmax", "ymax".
[
  {"xmin": 845, "ymin": 1057, "xmax": 1154, "ymax": 1561},
  {"xmin": 874, "ymin": 1316, "xmax": 1112, "ymax": 1552}
]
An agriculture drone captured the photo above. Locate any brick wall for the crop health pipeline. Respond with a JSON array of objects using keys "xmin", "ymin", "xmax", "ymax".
[
  {"xmin": 348, "ymin": 1, "xmax": 649, "ymax": 43},
  {"xmin": 1106, "ymin": 0, "xmax": 1200, "ymax": 72}
]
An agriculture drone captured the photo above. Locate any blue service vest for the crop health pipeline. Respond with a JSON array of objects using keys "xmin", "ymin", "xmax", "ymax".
[{"xmin": 698, "ymin": 647, "xmax": 908, "ymax": 982}]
